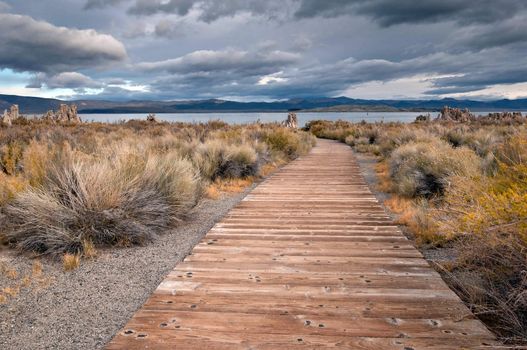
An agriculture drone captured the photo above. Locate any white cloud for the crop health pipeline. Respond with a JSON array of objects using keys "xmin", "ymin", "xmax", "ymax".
[
  {"xmin": 257, "ymin": 71, "xmax": 287, "ymax": 85},
  {"xmin": 0, "ymin": 13, "xmax": 127, "ymax": 73}
]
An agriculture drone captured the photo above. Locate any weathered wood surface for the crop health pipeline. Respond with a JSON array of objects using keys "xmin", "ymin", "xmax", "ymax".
[{"xmin": 106, "ymin": 139, "xmax": 497, "ymax": 349}]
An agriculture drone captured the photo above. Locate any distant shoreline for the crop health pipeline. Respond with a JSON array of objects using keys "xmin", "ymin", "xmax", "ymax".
[{"xmin": 77, "ymin": 108, "xmax": 525, "ymax": 114}]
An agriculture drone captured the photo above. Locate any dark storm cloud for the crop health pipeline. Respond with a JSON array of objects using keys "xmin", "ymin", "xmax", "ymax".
[
  {"xmin": 294, "ymin": 0, "xmax": 527, "ymax": 27},
  {"xmin": 0, "ymin": 13, "xmax": 127, "ymax": 74},
  {"xmin": 91, "ymin": 0, "xmax": 527, "ymax": 27}
]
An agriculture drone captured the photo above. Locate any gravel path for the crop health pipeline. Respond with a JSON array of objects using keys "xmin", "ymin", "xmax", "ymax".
[
  {"xmin": 353, "ymin": 152, "xmax": 391, "ymax": 205},
  {"xmin": 0, "ymin": 186, "xmax": 254, "ymax": 350}
]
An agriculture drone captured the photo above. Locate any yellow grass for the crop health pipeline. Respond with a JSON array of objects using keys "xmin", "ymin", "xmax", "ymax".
[
  {"xmin": 82, "ymin": 240, "xmax": 97, "ymax": 259},
  {"xmin": 0, "ymin": 173, "xmax": 28, "ymax": 206},
  {"xmin": 2, "ymin": 286, "xmax": 19, "ymax": 298},
  {"xmin": 207, "ymin": 177, "xmax": 255, "ymax": 197},
  {"xmin": 1, "ymin": 262, "xmax": 19, "ymax": 280},
  {"xmin": 204, "ymin": 184, "xmax": 221, "ymax": 200},
  {"xmin": 32, "ymin": 260, "xmax": 42, "ymax": 276},
  {"xmin": 63, "ymin": 253, "xmax": 81, "ymax": 271},
  {"xmin": 384, "ymin": 195, "xmax": 442, "ymax": 245},
  {"xmin": 20, "ymin": 275, "xmax": 31, "ymax": 287},
  {"xmin": 374, "ymin": 161, "xmax": 392, "ymax": 192},
  {"xmin": 260, "ymin": 163, "xmax": 278, "ymax": 177},
  {"xmin": 6, "ymin": 268, "xmax": 18, "ymax": 279},
  {"xmin": 0, "ymin": 259, "xmax": 48, "ymax": 304}
]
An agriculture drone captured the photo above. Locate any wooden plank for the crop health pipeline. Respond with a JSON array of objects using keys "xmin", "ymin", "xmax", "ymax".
[
  {"xmin": 105, "ymin": 139, "xmax": 497, "ymax": 349},
  {"xmin": 107, "ymin": 333, "xmax": 498, "ymax": 350}
]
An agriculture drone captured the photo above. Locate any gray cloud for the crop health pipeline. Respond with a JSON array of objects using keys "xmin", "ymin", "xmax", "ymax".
[
  {"xmin": 137, "ymin": 49, "xmax": 300, "ymax": 75},
  {"xmin": 28, "ymin": 72, "xmax": 103, "ymax": 89},
  {"xmin": 429, "ymin": 67, "xmax": 527, "ymax": 91},
  {"xmin": 0, "ymin": 1, "xmax": 10, "ymax": 12},
  {"xmin": 453, "ymin": 17, "xmax": 527, "ymax": 51},
  {"xmin": 126, "ymin": 52, "xmax": 450, "ymax": 99},
  {"xmin": 2, "ymin": 0, "xmax": 527, "ymax": 101},
  {"xmin": 128, "ymin": 0, "xmax": 195, "ymax": 16},
  {"xmin": 84, "ymin": 0, "xmax": 128, "ymax": 10},
  {"xmin": 132, "ymin": 48, "xmax": 523, "ymax": 100},
  {"xmin": 0, "ymin": 13, "xmax": 127, "ymax": 74},
  {"xmin": 154, "ymin": 19, "xmax": 187, "ymax": 38},
  {"xmin": 97, "ymin": 0, "xmax": 527, "ymax": 28},
  {"xmin": 127, "ymin": 0, "xmax": 289, "ymax": 22}
]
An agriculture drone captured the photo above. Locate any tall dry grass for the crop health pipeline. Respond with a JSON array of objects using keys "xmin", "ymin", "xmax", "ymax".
[
  {"xmin": 0, "ymin": 120, "xmax": 315, "ymax": 256},
  {"xmin": 388, "ymin": 138, "xmax": 481, "ymax": 197}
]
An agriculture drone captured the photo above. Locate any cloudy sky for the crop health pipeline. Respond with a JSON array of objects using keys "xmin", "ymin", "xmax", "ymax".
[{"xmin": 0, "ymin": 0, "xmax": 526, "ymax": 101}]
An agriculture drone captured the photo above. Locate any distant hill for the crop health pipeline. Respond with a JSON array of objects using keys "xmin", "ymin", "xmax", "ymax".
[
  {"xmin": 1, "ymin": 94, "xmax": 527, "ymax": 114},
  {"xmin": 0, "ymin": 94, "xmax": 63, "ymax": 114}
]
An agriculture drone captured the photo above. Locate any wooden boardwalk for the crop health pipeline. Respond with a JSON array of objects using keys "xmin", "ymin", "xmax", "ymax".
[{"xmin": 107, "ymin": 139, "xmax": 497, "ymax": 349}]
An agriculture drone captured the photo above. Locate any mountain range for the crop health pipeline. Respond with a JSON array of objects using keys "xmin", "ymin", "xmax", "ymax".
[{"xmin": 1, "ymin": 94, "xmax": 527, "ymax": 114}]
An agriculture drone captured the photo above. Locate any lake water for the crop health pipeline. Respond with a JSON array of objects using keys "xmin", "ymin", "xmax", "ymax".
[
  {"xmin": 79, "ymin": 112, "xmax": 427, "ymax": 126},
  {"xmin": 79, "ymin": 111, "xmax": 525, "ymax": 127}
]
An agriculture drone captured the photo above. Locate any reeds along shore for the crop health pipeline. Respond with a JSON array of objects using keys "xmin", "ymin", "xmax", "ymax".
[
  {"xmin": 0, "ymin": 119, "xmax": 315, "ymax": 257},
  {"xmin": 305, "ymin": 118, "xmax": 527, "ymax": 343}
]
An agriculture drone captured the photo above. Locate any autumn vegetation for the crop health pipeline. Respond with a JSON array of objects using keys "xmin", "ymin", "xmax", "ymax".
[
  {"xmin": 305, "ymin": 118, "xmax": 527, "ymax": 343},
  {"xmin": 0, "ymin": 119, "xmax": 315, "ymax": 260}
]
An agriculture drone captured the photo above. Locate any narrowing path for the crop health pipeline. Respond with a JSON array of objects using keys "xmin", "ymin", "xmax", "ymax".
[{"xmin": 107, "ymin": 139, "xmax": 497, "ymax": 349}]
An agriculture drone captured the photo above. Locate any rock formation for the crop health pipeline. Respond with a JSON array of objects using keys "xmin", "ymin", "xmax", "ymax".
[
  {"xmin": 484, "ymin": 111, "xmax": 524, "ymax": 122},
  {"xmin": 283, "ymin": 112, "xmax": 298, "ymax": 128},
  {"xmin": 1, "ymin": 105, "xmax": 20, "ymax": 126},
  {"xmin": 436, "ymin": 106, "xmax": 475, "ymax": 122},
  {"xmin": 146, "ymin": 113, "xmax": 159, "ymax": 122},
  {"xmin": 42, "ymin": 104, "xmax": 82, "ymax": 124},
  {"xmin": 415, "ymin": 113, "xmax": 430, "ymax": 122}
]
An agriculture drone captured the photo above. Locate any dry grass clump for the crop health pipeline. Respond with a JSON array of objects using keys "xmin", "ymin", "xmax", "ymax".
[
  {"xmin": 193, "ymin": 140, "xmax": 259, "ymax": 180},
  {"xmin": 82, "ymin": 239, "xmax": 97, "ymax": 259},
  {"xmin": 264, "ymin": 127, "xmax": 315, "ymax": 161},
  {"xmin": 4, "ymin": 149, "xmax": 200, "ymax": 256},
  {"xmin": 0, "ymin": 172, "xmax": 28, "ymax": 205},
  {"xmin": 63, "ymin": 253, "xmax": 81, "ymax": 271},
  {"xmin": 0, "ymin": 120, "xmax": 314, "ymax": 257},
  {"xmin": 388, "ymin": 139, "xmax": 481, "ymax": 197},
  {"xmin": 384, "ymin": 196, "xmax": 440, "ymax": 245}
]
